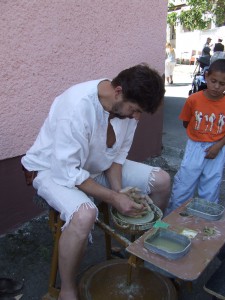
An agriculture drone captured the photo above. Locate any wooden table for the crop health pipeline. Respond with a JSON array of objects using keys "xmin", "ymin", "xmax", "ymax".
[{"xmin": 126, "ymin": 200, "xmax": 225, "ymax": 281}]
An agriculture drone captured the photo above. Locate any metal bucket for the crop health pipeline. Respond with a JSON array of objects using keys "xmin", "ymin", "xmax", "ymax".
[{"xmin": 78, "ymin": 259, "xmax": 177, "ymax": 300}]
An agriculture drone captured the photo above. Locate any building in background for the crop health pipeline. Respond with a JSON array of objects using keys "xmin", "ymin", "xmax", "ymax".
[
  {"xmin": 167, "ymin": 0, "xmax": 225, "ymax": 64},
  {"xmin": 0, "ymin": 1, "xmax": 168, "ymax": 234}
]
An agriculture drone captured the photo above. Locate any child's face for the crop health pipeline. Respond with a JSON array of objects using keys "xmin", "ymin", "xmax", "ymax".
[{"xmin": 205, "ymin": 71, "xmax": 225, "ymax": 100}]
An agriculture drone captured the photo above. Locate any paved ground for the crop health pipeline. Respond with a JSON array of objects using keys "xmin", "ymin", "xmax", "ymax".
[{"xmin": 0, "ymin": 64, "xmax": 223, "ymax": 300}]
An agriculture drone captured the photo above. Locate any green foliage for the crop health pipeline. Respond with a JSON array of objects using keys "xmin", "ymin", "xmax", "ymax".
[
  {"xmin": 167, "ymin": 0, "xmax": 225, "ymax": 30},
  {"xmin": 179, "ymin": 9, "xmax": 211, "ymax": 30},
  {"xmin": 214, "ymin": 0, "xmax": 225, "ymax": 26},
  {"xmin": 167, "ymin": 12, "xmax": 178, "ymax": 26}
]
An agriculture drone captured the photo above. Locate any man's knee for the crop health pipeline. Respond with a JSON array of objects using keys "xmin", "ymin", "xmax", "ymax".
[
  {"xmin": 69, "ymin": 205, "xmax": 97, "ymax": 235},
  {"xmin": 153, "ymin": 169, "xmax": 171, "ymax": 191}
]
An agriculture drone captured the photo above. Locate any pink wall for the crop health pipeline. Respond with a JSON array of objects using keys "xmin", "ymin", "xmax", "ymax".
[{"xmin": 0, "ymin": 0, "xmax": 167, "ymax": 160}]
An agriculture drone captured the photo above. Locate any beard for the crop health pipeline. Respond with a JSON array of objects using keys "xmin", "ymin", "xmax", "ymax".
[
  {"xmin": 110, "ymin": 113, "xmax": 128, "ymax": 119},
  {"xmin": 110, "ymin": 102, "xmax": 133, "ymax": 119}
]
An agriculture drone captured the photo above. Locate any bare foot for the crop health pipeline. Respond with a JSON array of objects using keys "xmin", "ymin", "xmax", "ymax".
[{"xmin": 58, "ymin": 288, "xmax": 79, "ymax": 300}]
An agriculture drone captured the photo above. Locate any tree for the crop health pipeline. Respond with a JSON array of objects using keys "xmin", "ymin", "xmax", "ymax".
[
  {"xmin": 215, "ymin": 0, "xmax": 225, "ymax": 27},
  {"xmin": 168, "ymin": 0, "xmax": 225, "ymax": 30}
]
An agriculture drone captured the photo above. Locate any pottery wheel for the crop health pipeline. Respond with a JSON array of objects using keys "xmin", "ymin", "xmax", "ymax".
[{"xmin": 117, "ymin": 210, "xmax": 154, "ymax": 225}]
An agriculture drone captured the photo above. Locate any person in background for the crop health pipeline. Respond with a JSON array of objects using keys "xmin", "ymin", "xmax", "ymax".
[
  {"xmin": 197, "ymin": 46, "xmax": 211, "ymax": 70},
  {"xmin": 211, "ymin": 38, "xmax": 225, "ymax": 64},
  {"xmin": 213, "ymin": 38, "xmax": 224, "ymax": 52},
  {"xmin": 202, "ymin": 37, "xmax": 213, "ymax": 54},
  {"xmin": 21, "ymin": 63, "xmax": 170, "ymax": 300},
  {"xmin": 165, "ymin": 42, "xmax": 176, "ymax": 85},
  {"xmin": 167, "ymin": 59, "xmax": 225, "ymax": 213}
]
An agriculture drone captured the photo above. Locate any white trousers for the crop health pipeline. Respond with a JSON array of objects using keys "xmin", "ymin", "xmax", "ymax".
[
  {"xmin": 33, "ymin": 159, "xmax": 159, "ymax": 230},
  {"xmin": 168, "ymin": 139, "xmax": 225, "ymax": 212}
]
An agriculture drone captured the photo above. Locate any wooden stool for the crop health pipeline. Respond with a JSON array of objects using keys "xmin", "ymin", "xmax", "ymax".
[
  {"xmin": 43, "ymin": 209, "xmax": 63, "ymax": 300},
  {"xmin": 33, "ymin": 195, "xmax": 116, "ymax": 300}
]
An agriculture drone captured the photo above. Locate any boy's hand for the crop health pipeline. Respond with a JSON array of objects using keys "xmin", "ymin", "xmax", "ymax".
[{"xmin": 205, "ymin": 143, "xmax": 221, "ymax": 159}]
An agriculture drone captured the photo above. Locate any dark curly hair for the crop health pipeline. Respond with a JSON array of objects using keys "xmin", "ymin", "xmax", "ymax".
[
  {"xmin": 208, "ymin": 59, "xmax": 225, "ymax": 75},
  {"xmin": 111, "ymin": 63, "xmax": 165, "ymax": 114}
]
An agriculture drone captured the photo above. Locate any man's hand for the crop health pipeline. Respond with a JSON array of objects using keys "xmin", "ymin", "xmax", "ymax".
[
  {"xmin": 77, "ymin": 180, "xmax": 151, "ymax": 217},
  {"xmin": 113, "ymin": 192, "xmax": 147, "ymax": 217},
  {"xmin": 113, "ymin": 187, "xmax": 152, "ymax": 217}
]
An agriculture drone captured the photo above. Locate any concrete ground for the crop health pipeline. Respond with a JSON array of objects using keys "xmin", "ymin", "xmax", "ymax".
[{"xmin": 0, "ymin": 64, "xmax": 223, "ymax": 300}]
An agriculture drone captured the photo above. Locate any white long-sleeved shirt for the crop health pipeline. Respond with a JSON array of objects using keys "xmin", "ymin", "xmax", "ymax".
[{"xmin": 22, "ymin": 79, "xmax": 137, "ymax": 188}]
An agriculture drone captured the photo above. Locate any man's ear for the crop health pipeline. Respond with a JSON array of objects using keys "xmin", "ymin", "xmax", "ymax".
[
  {"xmin": 205, "ymin": 71, "xmax": 209, "ymax": 81},
  {"xmin": 114, "ymin": 86, "xmax": 123, "ymax": 97}
]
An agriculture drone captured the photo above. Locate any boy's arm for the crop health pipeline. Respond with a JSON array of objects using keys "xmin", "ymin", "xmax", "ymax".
[
  {"xmin": 183, "ymin": 121, "xmax": 189, "ymax": 128},
  {"xmin": 205, "ymin": 136, "xmax": 225, "ymax": 159},
  {"xmin": 180, "ymin": 97, "xmax": 192, "ymax": 128}
]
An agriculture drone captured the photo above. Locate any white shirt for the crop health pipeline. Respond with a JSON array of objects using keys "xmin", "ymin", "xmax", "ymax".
[{"xmin": 22, "ymin": 79, "xmax": 137, "ymax": 188}]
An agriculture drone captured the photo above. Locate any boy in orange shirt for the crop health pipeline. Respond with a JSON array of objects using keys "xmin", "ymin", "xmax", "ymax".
[{"xmin": 167, "ymin": 59, "xmax": 225, "ymax": 212}]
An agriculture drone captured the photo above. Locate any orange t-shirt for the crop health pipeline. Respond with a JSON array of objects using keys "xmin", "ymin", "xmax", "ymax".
[{"xmin": 179, "ymin": 91, "xmax": 225, "ymax": 142}]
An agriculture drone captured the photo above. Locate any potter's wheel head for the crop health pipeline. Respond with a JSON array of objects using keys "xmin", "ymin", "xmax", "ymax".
[{"xmin": 117, "ymin": 210, "xmax": 154, "ymax": 225}]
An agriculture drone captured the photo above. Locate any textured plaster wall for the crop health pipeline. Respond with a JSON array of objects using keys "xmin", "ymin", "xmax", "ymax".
[{"xmin": 0, "ymin": 0, "xmax": 167, "ymax": 160}]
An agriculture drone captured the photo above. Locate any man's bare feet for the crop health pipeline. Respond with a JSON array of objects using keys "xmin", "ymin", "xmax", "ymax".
[{"xmin": 58, "ymin": 288, "xmax": 79, "ymax": 300}]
